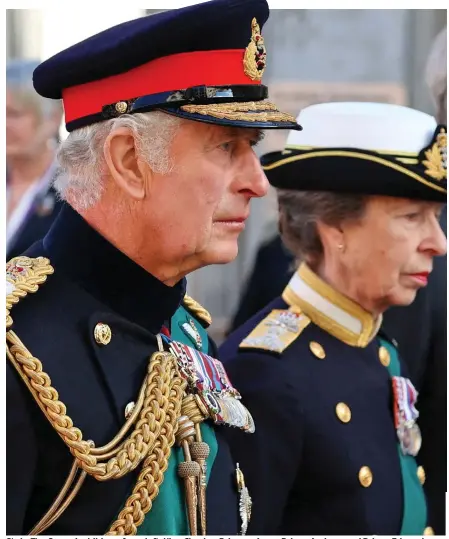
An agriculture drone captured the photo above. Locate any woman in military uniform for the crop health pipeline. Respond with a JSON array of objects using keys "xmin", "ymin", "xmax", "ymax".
[{"xmin": 220, "ymin": 102, "xmax": 447, "ymax": 536}]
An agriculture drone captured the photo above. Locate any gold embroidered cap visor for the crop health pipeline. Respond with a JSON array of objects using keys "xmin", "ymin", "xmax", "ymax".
[
  {"xmin": 164, "ymin": 99, "xmax": 301, "ymax": 130},
  {"xmin": 262, "ymin": 124, "xmax": 447, "ymax": 202}
]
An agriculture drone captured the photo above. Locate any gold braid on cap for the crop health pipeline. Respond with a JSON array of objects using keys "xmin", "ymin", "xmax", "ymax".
[
  {"xmin": 422, "ymin": 127, "xmax": 447, "ymax": 182},
  {"xmin": 181, "ymin": 101, "xmax": 296, "ymax": 124},
  {"xmin": 6, "ymin": 256, "xmax": 187, "ymax": 535}
]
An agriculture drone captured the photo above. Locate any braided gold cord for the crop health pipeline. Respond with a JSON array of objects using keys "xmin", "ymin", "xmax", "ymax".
[
  {"xmin": 6, "ymin": 256, "xmax": 54, "ymax": 328},
  {"xmin": 6, "ymin": 257, "xmax": 190, "ymax": 534},
  {"xmin": 7, "ymin": 331, "xmax": 184, "ymax": 482},
  {"xmin": 106, "ymin": 357, "xmax": 186, "ymax": 535}
]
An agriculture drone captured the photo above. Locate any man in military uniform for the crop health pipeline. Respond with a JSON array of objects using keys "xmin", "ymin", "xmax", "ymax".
[
  {"xmin": 6, "ymin": 1, "xmax": 300, "ymax": 534},
  {"xmin": 220, "ymin": 102, "xmax": 446, "ymax": 535}
]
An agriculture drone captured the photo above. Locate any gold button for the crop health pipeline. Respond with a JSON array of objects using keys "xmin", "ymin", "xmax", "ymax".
[
  {"xmin": 310, "ymin": 341, "xmax": 325, "ymax": 359},
  {"xmin": 378, "ymin": 346, "xmax": 390, "ymax": 367},
  {"xmin": 358, "ymin": 466, "xmax": 373, "ymax": 487},
  {"xmin": 125, "ymin": 401, "xmax": 135, "ymax": 419},
  {"xmin": 94, "ymin": 323, "xmax": 112, "ymax": 345},
  {"xmin": 115, "ymin": 101, "xmax": 128, "ymax": 114},
  {"xmin": 336, "ymin": 402, "xmax": 351, "ymax": 423},
  {"xmin": 417, "ymin": 465, "xmax": 426, "ymax": 485},
  {"xmin": 423, "ymin": 526, "xmax": 434, "ymax": 535}
]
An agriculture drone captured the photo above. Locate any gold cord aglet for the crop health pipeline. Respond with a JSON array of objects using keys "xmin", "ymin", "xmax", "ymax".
[
  {"xmin": 176, "ymin": 415, "xmax": 199, "ymax": 535},
  {"xmin": 190, "ymin": 423, "xmax": 210, "ymax": 535}
]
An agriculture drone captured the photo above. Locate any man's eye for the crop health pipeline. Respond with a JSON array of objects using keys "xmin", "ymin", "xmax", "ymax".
[
  {"xmin": 405, "ymin": 212, "xmax": 420, "ymax": 221},
  {"xmin": 220, "ymin": 142, "xmax": 232, "ymax": 152}
]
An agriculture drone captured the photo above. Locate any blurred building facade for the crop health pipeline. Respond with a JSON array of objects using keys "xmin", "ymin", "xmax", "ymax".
[{"xmin": 6, "ymin": 8, "xmax": 447, "ymax": 340}]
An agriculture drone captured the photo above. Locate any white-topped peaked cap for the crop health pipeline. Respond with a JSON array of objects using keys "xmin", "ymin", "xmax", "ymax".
[
  {"xmin": 261, "ymin": 101, "xmax": 446, "ymax": 202},
  {"xmin": 285, "ymin": 102, "xmax": 437, "ymax": 155}
]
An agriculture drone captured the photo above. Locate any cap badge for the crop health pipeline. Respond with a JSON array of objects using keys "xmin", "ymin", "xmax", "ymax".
[
  {"xmin": 422, "ymin": 126, "xmax": 447, "ymax": 182},
  {"xmin": 243, "ymin": 18, "xmax": 267, "ymax": 81}
]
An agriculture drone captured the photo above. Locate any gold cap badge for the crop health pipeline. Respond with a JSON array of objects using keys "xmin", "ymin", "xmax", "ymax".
[
  {"xmin": 243, "ymin": 18, "xmax": 267, "ymax": 81},
  {"xmin": 422, "ymin": 126, "xmax": 447, "ymax": 182}
]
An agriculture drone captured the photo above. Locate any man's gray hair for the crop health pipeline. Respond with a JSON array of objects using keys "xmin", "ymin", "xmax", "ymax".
[
  {"xmin": 7, "ymin": 58, "xmax": 62, "ymax": 120},
  {"xmin": 54, "ymin": 111, "xmax": 182, "ymax": 210},
  {"xmin": 277, "ymin": 190, "xmax": 367, "ymax": 268},
  {"xmin": 425, "ymin": 26, "xmax": 447, "ymax": 123}
]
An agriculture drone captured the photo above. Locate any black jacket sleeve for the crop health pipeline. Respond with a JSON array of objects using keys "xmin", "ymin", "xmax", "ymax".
[
  {"xmin": 6, "ymin": 361, "xmax": 38, "ymax": 534},
  {"xmin": 221, "ymin": 351, "xmax": 304, "ymax": 534}
]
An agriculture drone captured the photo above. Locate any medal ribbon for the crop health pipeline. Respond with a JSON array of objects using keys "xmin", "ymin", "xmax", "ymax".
[{"xmin": 392, "ymin": 376, "xmax": 419, "ymax": 428}]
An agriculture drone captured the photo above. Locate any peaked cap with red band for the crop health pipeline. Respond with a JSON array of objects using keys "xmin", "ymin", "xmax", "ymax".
[{"xmin": 33, "ymin": 0, "xmax": 302, "ymax": 133}]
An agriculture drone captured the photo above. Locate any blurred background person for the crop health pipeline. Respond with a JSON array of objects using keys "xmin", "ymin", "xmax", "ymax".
[
  {"xmin": 6, "ymin": 58, "xmax": 63, "ymax": 259},
  {"xmin": 425, "ymin": 26, "xmax": 447, "ymax": 124}
]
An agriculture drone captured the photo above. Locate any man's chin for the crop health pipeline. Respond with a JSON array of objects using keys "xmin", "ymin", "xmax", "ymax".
[{"xmin": 201, "ymin": 241, "xmax": 239, "ymax": 266}]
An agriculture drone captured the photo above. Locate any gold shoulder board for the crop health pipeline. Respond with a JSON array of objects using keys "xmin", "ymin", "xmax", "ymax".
[
  {"xmin": 239, "ymin": 308, "xmax": 310, "ymax": 353},
  {"xmin": 6, "ymin": 256, "xmax": 54, "ymax": 328},
  {"xmin": 182, "ymin": 294, "xmax": 212, "ymax": 327}
]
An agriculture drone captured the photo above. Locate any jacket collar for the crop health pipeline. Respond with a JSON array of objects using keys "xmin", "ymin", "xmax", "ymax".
[
  {"xmin": 282, "ymin": 263, "xmax": 382, "ymax": 347},
  {"xmin": 43, "ymin": 203, "xmax": 186, "ymax": 333}
]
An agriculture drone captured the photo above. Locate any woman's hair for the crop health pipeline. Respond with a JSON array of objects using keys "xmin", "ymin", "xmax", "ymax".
[
  {"xmin": 54, "ymin": 111, "xmax": 182, "ymax": 210},
  {"xmin": 277, "ymin": 190, "xmax": 368, "ymax": 267}
]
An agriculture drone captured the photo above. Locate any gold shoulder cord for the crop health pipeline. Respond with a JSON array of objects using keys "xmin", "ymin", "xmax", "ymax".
[
  {"xmin": 6, "ymin": 257, "xmax": 209, "ymax": 535},
  {"xmin": 182, "ymin": 294, "xmax": 212, "ymax": 327}
]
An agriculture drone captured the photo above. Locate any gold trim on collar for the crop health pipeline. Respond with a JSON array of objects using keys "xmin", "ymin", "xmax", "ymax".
[{"xmin": 282, "ymin": 264, "xmax": 381, "ymax": 347}]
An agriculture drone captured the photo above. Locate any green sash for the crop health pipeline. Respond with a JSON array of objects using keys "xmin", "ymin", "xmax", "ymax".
[
  {"xmin": 379, "ymin": 338, "xmax": 427, "ymax": 535},
  {"xmin": 113, "ymin": 305, "xmax": 218, "ymax": 535}
]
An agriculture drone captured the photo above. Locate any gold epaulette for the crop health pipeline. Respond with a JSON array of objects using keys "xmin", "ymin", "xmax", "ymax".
[
  {"xmin": 182, "ymin": 294, "xmax": 212, "ymax": 327},
  {"xmin": 6, "ymin": 256, "xmax": 54, "ymax": 329},
  {"xmin": 239, "ymin": 307, "xmax": 310, "ymax": 353}
]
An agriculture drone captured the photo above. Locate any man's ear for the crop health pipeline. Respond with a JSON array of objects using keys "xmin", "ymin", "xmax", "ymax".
[{"xmin": 104, "ymin": 127, "xmax": 149, "ymax": 200}]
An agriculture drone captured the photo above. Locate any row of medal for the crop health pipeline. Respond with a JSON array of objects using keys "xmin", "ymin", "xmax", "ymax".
[
  {"xmin": 392, "ymin": 375, "xmax": 422, "ymax": 457},
  {"xmin": 168, "ymin": 339, "xmax": 255, "ymax": 433}
]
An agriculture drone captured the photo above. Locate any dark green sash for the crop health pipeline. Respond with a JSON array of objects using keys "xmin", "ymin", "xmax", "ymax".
[
  {"xmin": 379, "ymin": 338, "xmax": 427, "ymax": 535},
  {"xmin": 113, "ymin": 306, "xmax": 218, "ymax": 535}
]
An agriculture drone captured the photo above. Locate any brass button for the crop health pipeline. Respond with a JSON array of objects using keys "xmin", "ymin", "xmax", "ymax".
[
  {"xmin": 115, "ymin": 101, "xmax": 128, "ymax": 114},
  {"xmin": 378, "ymin": 346, "xmax": 390, "ymax": 367},
  {"xmin": 336, "ymin": 402, "xmax": 351, "ymax": 423},
  {"xmin": 125, "ymin": 401, "xmax": 135, "ymax": 419},
  {"xmin": 423, "ymin": 527, "xmax": 434, "ymax": 535},
  {"xmin": 310, "ymin": 341, "xmax": 325, "ymax": 359},
  {"xmin": 417, "ymin": 465, "xmax": 426, "ymax": 485},
  {"xmin": 358, "ymin": 466, "xmax": 373, "ymax": 487},
  {"xmin": 94, "ymin": 323, "xmax": 112, "ymax": 345}
]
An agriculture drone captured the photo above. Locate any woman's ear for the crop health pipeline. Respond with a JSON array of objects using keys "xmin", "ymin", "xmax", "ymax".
[
  {"xmin": 316, "ymin": 221, "xmax": 345, "ymax": 252},
  {"xmin": 104, "ymin": 127, "xmax": 149, "ymax": 200}
]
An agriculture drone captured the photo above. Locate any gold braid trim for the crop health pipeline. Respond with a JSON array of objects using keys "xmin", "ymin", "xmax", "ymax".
[
  {"xmin": 181, "ymin": 101, "xmax": 297, "ymax": 124},
  {"xmin": 6, "ymin": 256, "xmax": 54, "ymax": 328},
  {"xmin": 106, "ymin": 353, "xmax": 186, "ymax": 535},
  {"xmin": 183, "ymin": 295, "xmax": 212, "ymax": 327},
  {"xmin": 6, "ymin": 256, "xmax": 189, "ymax": 534},
  {"xmin": 8, "ymin": 331, "xmax": 186, "ymax": 534},
  {"xmin": 7, "ymin": 331, "xmax": 184, "ymax": 481}
]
